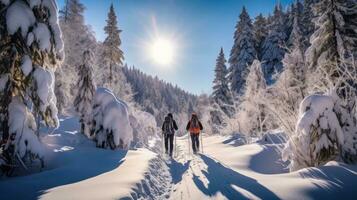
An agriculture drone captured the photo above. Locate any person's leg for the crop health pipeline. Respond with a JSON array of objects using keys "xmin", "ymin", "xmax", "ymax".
[
  {"xmin": 196, "ymin": 134, "xmax": 200, "ymax": 151},
  {"xmin": 191, "ymin": 134, "xmax": 196, "ymax": 153},
  {"xmin": 164, "ymin": 134, "xmax": 169, "ymax": 154},
  {"xmin": 169, "ymin": 134, "xmax": 174, "ymax": 156}
]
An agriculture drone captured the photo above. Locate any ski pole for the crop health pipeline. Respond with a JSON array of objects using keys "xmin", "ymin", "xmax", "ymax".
[
  {"xmin": 200, "ymin": 132, "xmax": 204, "ymax": 154},
  {"xmin": 162, "ymin": 133, "xmax": 165, "ymax": 156},
  {"xmin": 188, "ymin": 132, "xmax": 190, "ymax": 155},
  {"xmin": 174, "ymin": 133, "xmax": 177, "ymax": 158}
]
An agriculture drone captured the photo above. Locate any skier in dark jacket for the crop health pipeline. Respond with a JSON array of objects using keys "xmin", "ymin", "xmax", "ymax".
[
  {"xmin": 186, "ymin": 113, "xmax": 203, "ymax": 154},
  {"xmin": 162, "ymin": 113, "xmax": 178, "ymax": 156}
]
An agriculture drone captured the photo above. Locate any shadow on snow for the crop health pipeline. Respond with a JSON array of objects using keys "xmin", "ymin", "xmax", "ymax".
[
  {"xmin": 193, "ymin": 154, "xmax": 281, "ymax": 200},
  {"xmin": 249, "ymin": 145, "xmax": 288, "ymax": 174},
  {"xmin": 0, "ymin": 116, "xmax": 128, "ymax": 200},
  {"xmin": 299, "ymin": 163, "xmax": 357, "ymax": 199},
  {"xmin": 167, "ymin": 159, "xmax": 191, "ymax": 184}
]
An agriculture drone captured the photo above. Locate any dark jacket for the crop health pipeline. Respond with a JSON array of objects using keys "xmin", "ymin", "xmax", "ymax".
[
  {"xmin": 186, "ymin": 120, "xmax": 203, "ymax": 132},
  {"xmin": 162, "ymin": 119, "xmax": 178, "ymax": 132}
]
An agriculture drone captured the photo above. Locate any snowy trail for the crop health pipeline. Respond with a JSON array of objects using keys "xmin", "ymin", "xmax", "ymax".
[
  {"xmin": 161, "ymin": 134, "xmax": 357, "ymax": 200},
  {"xmin": 166, "ymin": 135, "xmax": 280, "ymax": 200}
]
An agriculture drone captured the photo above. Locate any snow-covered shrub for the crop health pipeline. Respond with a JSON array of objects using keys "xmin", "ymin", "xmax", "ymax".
[
  {"xmin": 129, "ymin": 110, "xmax": 157, "ymax": 147},
  {"xmin": 91, "ymin": 88, "xmax": 133, "ymax": 149},
  {"xmin": 282, "ymin": 94, "xmax": 344, "ymax": 171},
  {"xmin": 236, "ymin": 60, "xmax": 267, "ymax": 137},
  {"xmin": 261, "ymin": 47, "xmax": 306, "ymax": 136},
  {"xmin": 209, "ymin": 102, "xmax": 229, "ymax": 135},
  {"xmin": 0, "ymin": 0, "xmax": 63, "ymax": 164}
]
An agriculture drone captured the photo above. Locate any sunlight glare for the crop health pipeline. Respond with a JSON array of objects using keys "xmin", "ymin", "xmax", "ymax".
[{"xmin": 150, "ymin": 37, "xmax": 175, "ymax": 66}]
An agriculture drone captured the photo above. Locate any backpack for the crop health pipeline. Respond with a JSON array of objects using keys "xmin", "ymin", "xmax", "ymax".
[
  {"xmin": 189, "ymin": 118, "xmax": 200, "ymax": 134},
  {"xmin": 163, "ymin": 116, "xmax": 174, "ymax": 135}
]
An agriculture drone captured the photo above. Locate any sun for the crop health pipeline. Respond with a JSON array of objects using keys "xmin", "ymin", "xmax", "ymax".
[{"xmin": 150, "ymin": 37, "xmax": 175, "ymax": 66}]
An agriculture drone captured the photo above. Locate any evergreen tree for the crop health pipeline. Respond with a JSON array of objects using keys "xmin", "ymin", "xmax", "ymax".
[
  {"xmin": 261, "ymin": 4, "xmax": 287, "ymax": 82},
  {"xmin": 212, "ymin": 48, "xmax": 235, "ymax": 118},
  {"xmin": 0, "ymin": 0, "xmax": 63, "ymax": 161},
  {"xmin": 228, "ymin": 6, "xmax": 257, "ymax": 95},
  {"xmin": 122, "ymin": 66, "xmax": 197, "ymax": 124},
  {"xmin": 288, "ymin": 1, "xmax": 304, "ymax": 50},
  {"xmin": 253, "ymin": 14, "xmax": 268, "ymax": 59},
  {"xmin": 301, "ymin": 0, "xmax": 316, "ymax": 50},
  {"xmin": 74, "ymin": 50, "xmax": 96, "ymax": 137},
  {"xmin": 306, "ymin": 0, "xmax": 357, "ymax": 80},
  {"xmin": 58, "ymin": 0, "xmax": 97, "ymax": 112},
  {"xmin": 102, "ymin": 3, "xmax": 124, "ymax": 86},
  {"xmin": 97, "ymin": 4, "xmax": 133, "ymax": 102}
]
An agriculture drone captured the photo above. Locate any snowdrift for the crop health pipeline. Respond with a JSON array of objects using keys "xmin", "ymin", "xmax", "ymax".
[
  {"xmin": 202, "ymin": 135, "xmax": 357, "ymax": 199},
  {"xmin": 0, "ymin": 116, "xmax": 161, "ymax": 200}
]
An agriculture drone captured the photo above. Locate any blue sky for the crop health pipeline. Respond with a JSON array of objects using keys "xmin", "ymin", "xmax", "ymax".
[{"xmin": 57, "ymin": 0, "xmax": 293, "ymax": 95}]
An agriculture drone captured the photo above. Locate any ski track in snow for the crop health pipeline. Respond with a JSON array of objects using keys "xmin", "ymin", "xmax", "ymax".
[
  {"xmin": 154, "ymin": 134, "xmax": 357, "ymax": 200},
  {"xmin": 163, "ymin": 136, "xmax": 264, "ymax": 200}
]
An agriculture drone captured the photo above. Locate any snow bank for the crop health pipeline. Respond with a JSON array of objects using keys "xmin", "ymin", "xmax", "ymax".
[
  {"xmin": 201, "ymin": 135, "xmax": 357, "ymax": 199},
  {"xmin": 260, "ymin": 130, "xmax": 287, "ymax": 144},
  {"xmin": 91, "ymin": 88, "xmax": 133, "ymax": 149},
  {"xmin": 0, "ymin": 116, "xmax": 163, "ymax": 200}
]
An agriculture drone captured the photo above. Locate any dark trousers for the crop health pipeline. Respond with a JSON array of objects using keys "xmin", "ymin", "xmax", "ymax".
[
  {"xmin": 164, "ymin": 134, "xmax": 174, "ymax": 155},
  {"xmin": 191, "ymin": 133, "xmax": 200, "ymax": 153}
]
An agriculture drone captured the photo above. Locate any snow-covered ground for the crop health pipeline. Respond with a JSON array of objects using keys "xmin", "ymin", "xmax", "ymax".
[
  {"xmin": 1, "ymin": 117, "xmax": 356, "ymax": 200},
  {"xmin": 0, "ymin": 116, "xmax": 164, "ymax": 200},
  {"xmin": 167, "ymin": 134, "xmax": 357, "ymax": 200}
]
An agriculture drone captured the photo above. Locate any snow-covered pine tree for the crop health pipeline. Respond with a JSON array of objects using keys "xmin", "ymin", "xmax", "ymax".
[
  {"xmin": 238, "ymin": 60, "xmax": 267, "ymax": 136},
  {"xmin": 288, "ymin": 0, "xmax": 304, "ymax": 49},
  {"xmin": 74, "ymin": 50, "xmax": 96, "ymax": 137},
  {"xmin": 306, "ymin": 0, "xmax": 357, "ymax": 81},
  {"xmin": 228, "ymin": 6, "xmax": 257, "ymax": 95},
  {"xmin": 102, "ymin": 3, "xmax": 123, "ymax": 86},
  {"xmin": 301, "ymin": 0, "xmax": 315, "ymax": 50},
  {"xmin": 261, "ymin": 4, "xmax": 287, "ymax": 82},
  {"xmin": 0, "ymin": 0, "xmax": 63, "ymax": 162},
  {"xmin": 122, "ymin": 66, "xmax": 196, "ymax": 124},
  {"xmin": 284, "ymin": 4, "xmax": 293, "ymax": 43},
  {"xmin": 98, "ymin": 4, "xmax": 133, "ymax": 102},
  {"xmin": 262, "ymin": 26, "xmax": 306, "ymax": 136},
  {"xmin": 58, "ymin": 0, "xmax": 97, "ymax": 112},
  {"xmin": 304, "ymin": 0, "xmax": 357, "ymax": 163},
  {"xmin": 253, "ymin": 13, "xmax": 268, "ymax": 60},
  {"xmin": 212, "ymin": 48, "xmax": 235, "ymax": 118}
]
